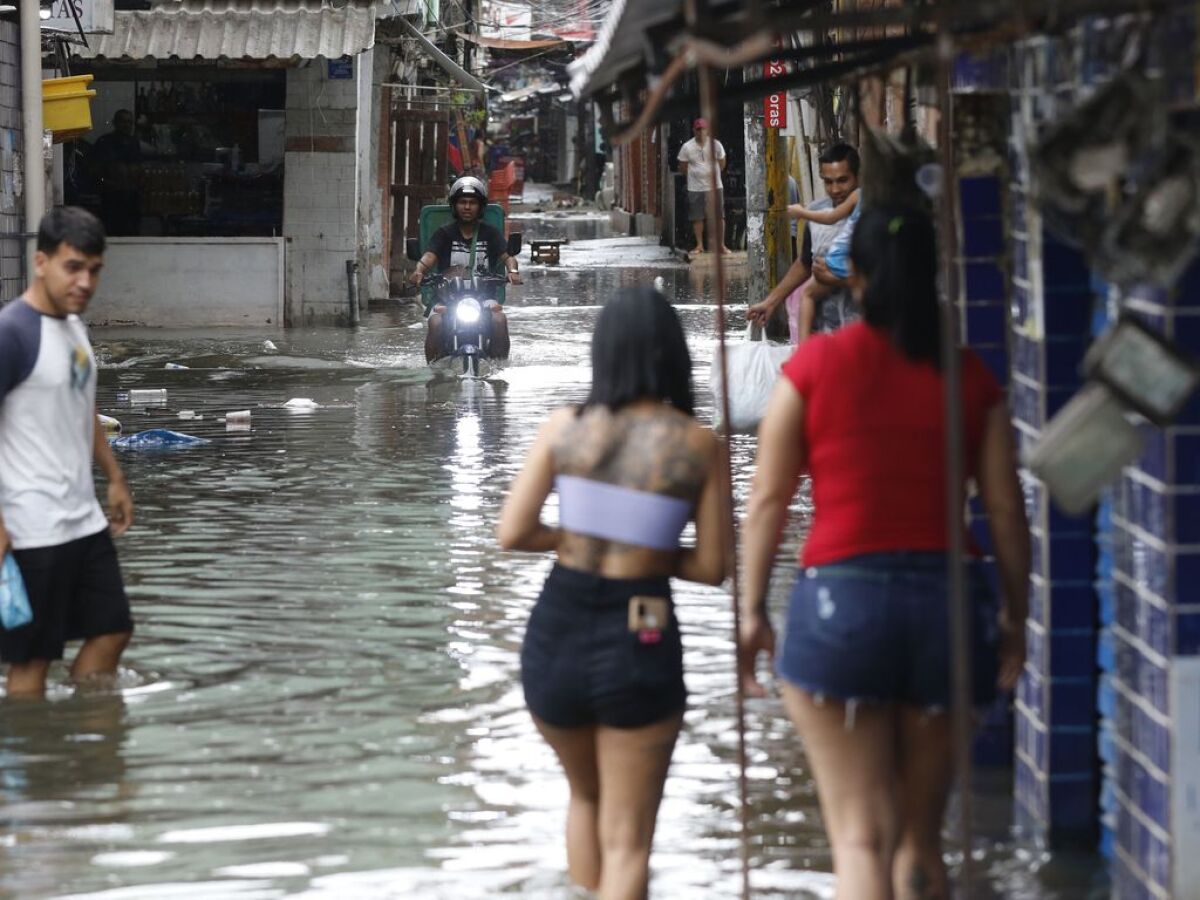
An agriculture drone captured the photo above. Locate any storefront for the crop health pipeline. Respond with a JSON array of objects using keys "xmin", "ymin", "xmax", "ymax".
[
  {"xmin": 66, "ymin": 64, "xmax": 286, "ymax": 238},
  {"xmin": 68, "ymin": 0, "xmax": 378, "ymax": 326}
]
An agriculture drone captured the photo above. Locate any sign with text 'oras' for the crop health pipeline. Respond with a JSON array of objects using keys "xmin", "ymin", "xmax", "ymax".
[
  {"xmin": 764, "ymin": 59, "xmax": 787, "ymax": 128},
  {"xmin": 42, "ymin": 0, "xmax": 115, "ymax": 35}
]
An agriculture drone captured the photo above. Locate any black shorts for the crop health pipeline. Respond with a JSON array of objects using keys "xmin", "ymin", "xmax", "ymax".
[
  {"xmin": 521, "ymin": 564, "xmax": 687, "ymax": 729},
  {"xmin": 0, "ymin": 529, "xmax": 133, "ymax": 664}
]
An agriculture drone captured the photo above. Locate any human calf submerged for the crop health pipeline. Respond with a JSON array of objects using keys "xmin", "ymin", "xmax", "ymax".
[
  {"xmin": 498, "ymin": 285, "xmax": 724, "ymax": 898},
  {"xmin": 0, "ymin": 207, "xmax": 135, "ymax": 700}
]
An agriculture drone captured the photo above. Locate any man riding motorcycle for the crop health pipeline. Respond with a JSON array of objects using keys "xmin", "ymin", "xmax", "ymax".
[{"xmin": 409, "ymin": 176, "xmax": 521, "ymax": 363}]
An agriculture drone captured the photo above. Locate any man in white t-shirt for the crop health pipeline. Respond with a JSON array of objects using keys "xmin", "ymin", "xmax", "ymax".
[
  {"xmin": 677, "ymin": 118, "xmax": 727, "ymax": 254},
  {"xmin": 0, "ymin": 207, "xmax": 135, "ymax": 698}
]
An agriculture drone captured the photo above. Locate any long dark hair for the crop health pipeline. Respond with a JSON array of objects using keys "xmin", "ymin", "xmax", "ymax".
[
  {"xmin": 582, "ymin": 286, "xmax": 694, "ymax": 415},
  {"xmin": 849, "ymin": 205, "xmax": 942, "ymax": 367}
]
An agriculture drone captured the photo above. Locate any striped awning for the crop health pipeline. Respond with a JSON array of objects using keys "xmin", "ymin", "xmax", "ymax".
[{"xmin": 79, "ymin": 0, "xmax": 376, "ymax": 62}]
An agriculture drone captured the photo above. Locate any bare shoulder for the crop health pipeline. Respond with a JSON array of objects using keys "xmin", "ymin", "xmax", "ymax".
[{"xmin": 543, "ymin": 405, "xmax": 577, "ymax": 434}]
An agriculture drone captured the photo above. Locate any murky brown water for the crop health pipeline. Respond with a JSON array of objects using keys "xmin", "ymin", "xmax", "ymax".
[{"xmin": 0, "ymin": 215, "xmax": 1105, "ymax": 898}]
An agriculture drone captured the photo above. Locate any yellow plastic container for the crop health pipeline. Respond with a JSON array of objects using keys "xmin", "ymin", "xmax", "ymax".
[{"xmin": 42, "ymin": 74, "xmax": 97, "ymax": 143}]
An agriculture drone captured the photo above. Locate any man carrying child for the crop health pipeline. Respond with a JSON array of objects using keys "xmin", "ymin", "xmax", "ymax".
[{"xmin": 748, "ymin": 143, "xmax": 861, "ymax": 341}]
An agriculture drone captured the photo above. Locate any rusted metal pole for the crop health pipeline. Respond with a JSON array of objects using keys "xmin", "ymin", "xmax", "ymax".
[
  {"xmin": 934, "ymin": 25, "xmax": 976, "ymax": 896},
  {"xmin": 701, "ymin": 66, "xmax": 754, "ymax": 900},
  {"xmin": 687, "ymin": 4, "xmax": 753, "ymax": 899},
  {"xmin": 745, "ymin": 68, "xmax": 769, "ymax": 303}
]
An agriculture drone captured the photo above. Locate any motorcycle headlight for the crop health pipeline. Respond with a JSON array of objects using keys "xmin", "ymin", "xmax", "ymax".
[{"xmin": 456, "ymin": 297, "xmax": 482, "ymax": 324}]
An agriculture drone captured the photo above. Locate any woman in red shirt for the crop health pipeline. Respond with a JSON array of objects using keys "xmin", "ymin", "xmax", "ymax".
[{"xmin": 739, "ymin": 206, "xmax": 1030, "ymax": 899}]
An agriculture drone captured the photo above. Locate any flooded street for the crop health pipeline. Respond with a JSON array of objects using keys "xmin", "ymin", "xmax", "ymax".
[{"xmin": 0, "ymin": 216, "xmax": 1102, "ymax": 899}]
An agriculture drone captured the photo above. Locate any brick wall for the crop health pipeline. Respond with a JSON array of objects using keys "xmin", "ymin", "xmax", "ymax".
[
  {"xmin": 0, "ymin": 22, "xmax": 22, "ymax": 300},
  {"xmin": 284, "ymin": 58, "xmax": 359, "ymax": 325}
]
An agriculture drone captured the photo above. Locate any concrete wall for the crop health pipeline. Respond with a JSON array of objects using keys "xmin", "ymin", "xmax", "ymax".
[
  {"xmin": 89, "ymin": 237, "xmax": 284, "ymax": 326},
  {"xmin": 358, "ymin": 46, "xmax": 392, "ymax": 302},
  {"xmin": 284, "ymin": 58, "xmax": 359, "ymax": 326},
  {"xmin": 0, "ymin": 22, "xmax": 22, "ymax": 300}
]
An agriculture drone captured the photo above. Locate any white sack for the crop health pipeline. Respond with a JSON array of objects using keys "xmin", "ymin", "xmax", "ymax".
[{"xmin": 710, "ymin": 328, "xmax": 793, "ymax": 433}]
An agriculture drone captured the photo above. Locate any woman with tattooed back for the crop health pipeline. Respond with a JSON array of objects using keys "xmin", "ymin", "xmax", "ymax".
[{"xmin": 498, "ymin": 286, "xmax": 724, "ymax": 899}]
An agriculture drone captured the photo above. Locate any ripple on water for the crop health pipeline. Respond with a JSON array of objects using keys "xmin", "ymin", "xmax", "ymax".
[{"xmin": 0, "ymin": 253, "xmax": 1102, "ymax": 899}]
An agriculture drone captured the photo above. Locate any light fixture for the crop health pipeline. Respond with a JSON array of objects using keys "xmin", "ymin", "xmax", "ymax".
[
  {"xmin": 1083, "ymin": 315, "xmax": 1200, "ymax": 425},
  {"xmin": 1026, "ymin": 316, "xmax": 1199, "ymax": 515}
]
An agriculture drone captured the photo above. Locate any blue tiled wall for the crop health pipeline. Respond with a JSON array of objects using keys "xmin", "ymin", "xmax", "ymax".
[
  {"xmin": 959, "ymin": 172, "xmax": 1013, "ymax": 767},
  {"xmin": 961, "ymin": 20, "xmax": 1200, "ymax": 891},
  {"xmin": 1108, "ymin": 273, "xmax": 1200, "ymax": 896},
  {"xmin": 1007, "ymin": 37, "xmax": 1100, "ymax": 849}
]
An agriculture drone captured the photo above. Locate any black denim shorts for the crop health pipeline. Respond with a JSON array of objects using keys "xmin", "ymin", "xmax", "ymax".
[
  {"xmin": 0, "ymin": 529, "xmax": 133, "ymax": 664},
  {"xmin": 521, "ymin": 564, "xmax": 687, "ymax": 729},
  {"xmin": 777, "ymin": 552, "xmax": 999, "ymax": 710}
]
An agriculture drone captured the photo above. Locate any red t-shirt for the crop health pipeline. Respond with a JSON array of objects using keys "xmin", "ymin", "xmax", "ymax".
[{"xmin": 781, "ymin": 321, "xmax": 1004, "ymax": 568}]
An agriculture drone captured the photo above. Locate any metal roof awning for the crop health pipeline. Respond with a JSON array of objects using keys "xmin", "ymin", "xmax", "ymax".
[
  {"xmin": 78, "ymin": 0, "xmax": 377, "ymax": 62},
  {"xmin": 569, "ymin": 0, "xmax": 680, "ymax": 99}
]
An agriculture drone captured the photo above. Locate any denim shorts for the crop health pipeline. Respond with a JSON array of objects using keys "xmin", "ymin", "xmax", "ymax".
[
  {"xmin": 777, "ymin": 552, "xmax": 999, "ymax": 710},
  {"xmin": 521, "ymin": 564, "xmax": 686, "ymax": 729}
]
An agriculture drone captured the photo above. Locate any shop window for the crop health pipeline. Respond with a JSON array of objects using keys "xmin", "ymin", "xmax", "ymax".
[{"xmin": 64, "ymin": 66, "xmax": 286, "ymax": 238}]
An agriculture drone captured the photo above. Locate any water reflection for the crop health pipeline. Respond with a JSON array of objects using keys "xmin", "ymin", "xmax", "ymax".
[{"xmin": 0, "ymin": 224, "xmax": 1102, "ymax": 899}]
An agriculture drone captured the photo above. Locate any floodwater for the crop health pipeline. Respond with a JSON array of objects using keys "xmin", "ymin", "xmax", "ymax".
[{"xmin": 0, "ymin": 213, "xmax": 1105, "ymax": 898}]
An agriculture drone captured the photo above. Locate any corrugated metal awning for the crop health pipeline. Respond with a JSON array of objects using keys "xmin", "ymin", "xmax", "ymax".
[{"xmin": 79, "ymin": 0, "xmax": 377, "ymax": 62}]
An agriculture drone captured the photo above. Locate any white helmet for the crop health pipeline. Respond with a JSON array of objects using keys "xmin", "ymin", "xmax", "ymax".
[{"xmin": 449, "ymin": 175, "xmax": 488, "ymax": 213}]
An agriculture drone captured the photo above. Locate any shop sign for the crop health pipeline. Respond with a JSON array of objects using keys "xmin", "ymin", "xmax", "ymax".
[
  {"xmin": 327, "ymin": 56, "xmax": 354, "ymax": 80},
  {"xmin": 42, "ymin": 0, "xmax": 114, "ymax": 35},
  {"xmin": 481, "ymin": 0, "xmax": 531, "ymax": 41},
  {"xmin": 764, "ymin": 59, "xmax": 787, "ymax": 129}
]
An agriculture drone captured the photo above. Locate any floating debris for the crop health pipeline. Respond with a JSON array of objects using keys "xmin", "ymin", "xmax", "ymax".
[
  {"xmin": 129, "ymin": 389, "xmax": 168, "ymax": 405},
  {"xmin": 112, "ymin": 429, "xmax": 210, "ymax": 450}
]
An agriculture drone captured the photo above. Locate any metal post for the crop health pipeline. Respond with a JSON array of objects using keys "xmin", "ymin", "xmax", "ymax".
[
  {"xmin": 346, "ymin": 259, "xmax": 360, "ymax": 326},
  {"xmin": 744, "ymin": 68, "xmax": 768, "ymax": 294},
  {"xmin": 934, "ymin": 28, "xmax": 975, "ymax": 895},
  {"xmin": 688, "ymin": 3, "xmax": 752, "ymax": 894},
  {"xmin": 20, "ymin": 0, "xmax": 45, "ymax": 273},
  {"xmin": 764, "ymin": 122, "xmax": 790, "ymax": 339}
]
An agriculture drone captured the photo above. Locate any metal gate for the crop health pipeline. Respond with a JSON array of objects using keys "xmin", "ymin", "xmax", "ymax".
[{"xmin": 389, "ymin": 105, "xmax": 450, "ymax": 289}]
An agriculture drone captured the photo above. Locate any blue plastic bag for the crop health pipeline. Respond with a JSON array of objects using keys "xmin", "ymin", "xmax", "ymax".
[
  {"xmin": 112, "ymin": 429, "xmax": 210, "ymax": 450},
  {"xmin": 0, "ymin": 552, "xmax": 31, "ymax": 630}
]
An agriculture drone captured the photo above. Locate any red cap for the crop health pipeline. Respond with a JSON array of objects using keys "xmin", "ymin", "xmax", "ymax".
[{"xmin": 693, "ymin": 117, "xmax": 708, "ymax": 129}]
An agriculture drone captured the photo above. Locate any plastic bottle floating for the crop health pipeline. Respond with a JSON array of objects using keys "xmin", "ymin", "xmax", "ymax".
[
  {"xmin": 284, "ymin": 398, "xmax": 319, "ymax": 410},
  {"xmin": 99, "ymin": 414, "xmax": 123, "ymax": 436},
  {"xmin": 112, "ymin": 429, "xmax": 211, "ymax": 450},
  {"xmin": 129, "ymin": 388, "xmax": 168, "ymax": 405}
]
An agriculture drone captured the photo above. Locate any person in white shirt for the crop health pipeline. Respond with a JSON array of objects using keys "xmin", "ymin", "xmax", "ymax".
[
  {"xmin": 677, "ymin": 118, "xmax": 727, "ymax": 254},
  {"xmin": 0, "ymin": 207, "xmax": 135, "ymax": 698}
]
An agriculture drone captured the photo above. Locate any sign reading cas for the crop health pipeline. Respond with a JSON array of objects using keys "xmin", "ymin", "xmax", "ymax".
[{"xmin": 41, "ymin": 0, "xmax": 115, "ymax": 35}]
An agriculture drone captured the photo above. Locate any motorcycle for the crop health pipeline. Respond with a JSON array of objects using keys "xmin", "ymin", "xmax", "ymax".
[{"xmin": 421, "ymin": 272, "xmax": 508, "ymax": 378}]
